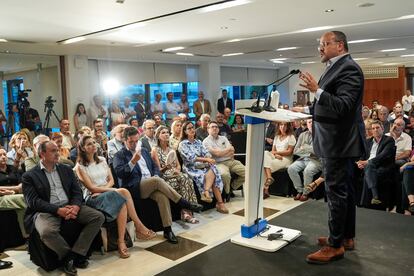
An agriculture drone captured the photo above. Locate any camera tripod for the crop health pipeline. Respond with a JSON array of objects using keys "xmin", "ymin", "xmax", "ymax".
[{"xmin": 43, "ymin": 105, "xmax": 61, "ymax": 135}]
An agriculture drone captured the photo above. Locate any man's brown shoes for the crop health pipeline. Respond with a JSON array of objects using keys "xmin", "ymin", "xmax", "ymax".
[
  {"xmin": 317, "ymin": 236, "xmax": 355, "ymax": 250},
  {"xmin": 306, "ymin": 246, "xmax": 345, "ymax": 264}
]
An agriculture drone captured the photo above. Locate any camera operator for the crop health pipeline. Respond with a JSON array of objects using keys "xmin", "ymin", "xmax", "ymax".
[{"xmin": 24, "ymin": 101, "xmax": 41, "ymax": 133}]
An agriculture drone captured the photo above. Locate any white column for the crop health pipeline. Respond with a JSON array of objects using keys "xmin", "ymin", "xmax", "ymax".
[
  {"xmin": 65, "ymin": 55, "xmax": 91, "ymax": 131},
  {"xmin": 198, "ymin": 61, "xmax": 221, "ymax": 117}
]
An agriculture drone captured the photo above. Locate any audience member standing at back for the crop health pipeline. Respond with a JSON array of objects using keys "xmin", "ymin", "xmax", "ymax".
[
  {"xmin": 217, "ymin": 89, "xmax": 233, "ymax": 114},
  {"xmin": 165, "ymin": 92, "xmax": 182, "ymax": 126},
  {"xmin": 73, "ymin": 103, "xmax": 88, "ymax": 131},
  {"xmin": 89, "ymin": 95, "xmax": 108, "ymax": 131},
  {"xmin": 193, "ymin": 91, "xmax": 212, "ymax": 122},
  {"xmin": 134, "ymin": 94, "xmax": 147, "ymax": 126}
]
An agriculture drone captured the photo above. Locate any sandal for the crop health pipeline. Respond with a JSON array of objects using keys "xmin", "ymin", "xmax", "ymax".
[
  {"xmin": 182, "ymin": 212, "xmax": 199, "ymax": 224},
  {"xmin": 216, "ymin": 202, "xmax": 229, "ymax": 214},
  {"xmin": 136, "ymin": 229, "xmax": 157, "ymax": 240},
  {"xmin": 264, "ymin": 177, "xmax": 274, "ymax": 188},
  {"xmin": 118, "ymin": 241, "xmax": 130, "ymax": 259},
  {"xmin": 304, "ymin": 181, "xmax": 319, "ymax": 194},
  {"xmin": 200, "ymin": 190, "xmax": 213, "ymax": 203}
]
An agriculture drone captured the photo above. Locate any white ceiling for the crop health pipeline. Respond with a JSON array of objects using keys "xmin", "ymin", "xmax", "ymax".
[{"xmin": 1, "ymin": 0, "xmax": 414, "ymax": 72}]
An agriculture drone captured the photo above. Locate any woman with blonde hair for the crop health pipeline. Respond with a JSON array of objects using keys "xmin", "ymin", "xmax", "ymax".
[
  {"xmin": 169, "ymin": 120, "xmax": 182, "ymax": 150},
  {"xmin": 7, "ymin": 131, "xmax": 33, "ymax": 170}
]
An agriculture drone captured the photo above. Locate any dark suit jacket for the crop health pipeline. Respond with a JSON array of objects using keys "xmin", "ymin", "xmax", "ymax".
[
  {"xmin": 22, "ymin": 164, "xmax": 83, "ymax": 233},
  {"xmin": 134, "ymin": 102, "xmax": 147, "ymax": 126},
  {"xmin": 140, "ymin": 136, "xmax": 152, "ymax": 153},
  {"xmin": 113, "ymin": 147, "xmax": 160, "ymax": 197},
  {"xmin": 364, "ymin": 135, "xmax": 396, "ymax": 168},
  {"xmin": 312, "ymin": 54, "xmax": 366, "ymax": 158},
  {"xmin": 217, "ymin": 97, "xmax": 233, "ymax": 113}
]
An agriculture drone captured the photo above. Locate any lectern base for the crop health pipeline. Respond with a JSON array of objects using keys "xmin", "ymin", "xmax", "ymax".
[{"xmin": 231, "ymin": 225, "xmax": 301, "ymax": 252}]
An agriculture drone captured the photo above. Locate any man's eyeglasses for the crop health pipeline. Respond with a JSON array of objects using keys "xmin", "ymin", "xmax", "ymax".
[{"xmin": 318, "ymin": 40, "xmax": 341, "ymax": 51}]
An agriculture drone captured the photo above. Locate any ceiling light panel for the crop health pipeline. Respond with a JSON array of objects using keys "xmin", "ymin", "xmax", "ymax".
[
  {"xmin": 200, "ymin": 0, "xmax": 251, "ymax": 13},
  {"xmin": 380, "ymin": 48, "xmax": 406, "ymax": 52}
]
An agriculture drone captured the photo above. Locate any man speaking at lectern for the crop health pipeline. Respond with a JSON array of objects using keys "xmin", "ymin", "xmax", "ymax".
[{"xmin": 296, "ymin": 31, "xmax": 365, "ymax": 264}]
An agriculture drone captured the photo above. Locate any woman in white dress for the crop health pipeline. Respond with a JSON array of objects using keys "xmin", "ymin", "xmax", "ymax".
[
  {"xmin": 76, "ymin": 135, "xmax": 156, "ymax": 258},
  {"xmin": 263, "ymin": 122, "xmax": 296, "ymax": 198}
]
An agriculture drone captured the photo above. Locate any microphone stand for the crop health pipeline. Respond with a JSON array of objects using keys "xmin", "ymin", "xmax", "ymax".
[{"xmin": 264, "ymin": 70, "xmax": 300, "ymax": 112}]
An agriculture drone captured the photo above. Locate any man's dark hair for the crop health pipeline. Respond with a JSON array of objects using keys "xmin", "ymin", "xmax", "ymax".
[
  {"xmin": 128, "ymin": 117, "xmax": 138, "ymax": 125},
  {"xmin": 332, "ymin": 31, "xmax": 349, "ymax": 52},
  {"xmin": 38, "ymin": 141, "xmax": 53, "ymax": 157},
  {"xmin": 123, "ymin": 126, "xmax": 138, "ymax": 140},
  {"xmin": 370, "ymin": 120, "xmax": 383, "ymax": 129},
  {"xmin": 93, "ymin": 118, "xmax": 103, "ymax": 126},
  {"xmin": 208, "ymin": 120, "xmax": 219, "ymax": 128}
]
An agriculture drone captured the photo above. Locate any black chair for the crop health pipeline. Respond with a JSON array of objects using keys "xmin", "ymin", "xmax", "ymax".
[
  {"xmin": 269, "ymin": 169, "xmax": 296, "ymax": 197},
  {"xmin": 28, "ymin": 220, "xmax": 98, "ymax": 271},
  {"xmin": 230, "ymin": 131, "xmax": 247, "ymax": 165},
  {"xmin": 0, "ymin": 210, "xmax": 25, "ymax": 253}
]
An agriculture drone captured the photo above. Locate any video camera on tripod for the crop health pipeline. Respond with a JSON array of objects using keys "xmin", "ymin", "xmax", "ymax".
[{"xmin": 44, "ymin": 96, "xmax": 57, "ymax": 112}]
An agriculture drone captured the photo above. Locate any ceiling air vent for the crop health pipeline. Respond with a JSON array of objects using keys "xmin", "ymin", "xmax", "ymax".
[{"xmin": 361, "ymin": 66, "xmax": 399, "ymax": 79}]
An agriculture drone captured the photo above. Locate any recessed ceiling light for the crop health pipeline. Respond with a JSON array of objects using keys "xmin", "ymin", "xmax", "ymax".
[
  {"xmin": 276, "ymin": 47, "xmax": 299, "ymax": 51},
  {"xmin": 270, "ymin": 58, "xmax": 288, "ymax": 61},
  {"xmin": 163, "ymin": 46, "xmax": 185, "ymax": 52},
  {"xmin": 60, "ymin": 36, "xmax": 86, "ymax": 44},
  {"xmin": 401, "ymin": 54, "xmax": 414, "ymax": 57},
  {"xmin": 0, "ymin": 39, "xmax": 7, "ymax": 42},
  {"xmin": 396, "ymin": 14, "xmax": 414, "ymax": 20},
  {"xmin": 222, "ymin": 52, "xmax": 244, "ymax": 57},
  {"xmin": 354, "ymin": 58, "xmax": 369, "ymax": 61},
  {"xmin": 176, "ymin": 52, "xmax": 194, "ymax": 56},
  {"xmin": 200, "ymin": 0, "xmax": 251, "ymax": 13},
  {"xmin": 348, "ymin": 39, "xmax": 379, "ymax": 44},
  {"xmin": 298, "ymin": 26, "xmax": 333, "ymax": 33},
  {"xmin": 380, "ymin": 48, "xmax": 406, "ymax": 52},
  {"xmin": 301, "ymin": 61, "xmax": 316, "ymax": 64},
  {"xmin": 226, "ymin": 39, "xmax": 241, "ymax": 43},
  {"xmin": 220, "ymin": 26, "xmax": 228, "ymax": 30},
  {"xmin": 357, "ymin": 3, "xmax": 375, "ymax": 8},
  {"xmin": 271, "ymin": 60, "xmax": 284, "ymax": 64},
  {"xmin": 325, "ymin": 9, "xmax": 334, "ymax": 12}
]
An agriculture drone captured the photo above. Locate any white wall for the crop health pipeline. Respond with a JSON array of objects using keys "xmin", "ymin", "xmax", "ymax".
[
  {"xmin": 4, "ymin": 66, "xmax": 62, "ymax": 128},
  {"xmin": 288, "ymin": 63, "xmax": 325, "ymax": 105}
]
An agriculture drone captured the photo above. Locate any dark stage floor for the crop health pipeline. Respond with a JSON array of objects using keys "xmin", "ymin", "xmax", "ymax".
[{"xmin": 158, "ymin": 200, "xmax": 414, "ymax": 276}]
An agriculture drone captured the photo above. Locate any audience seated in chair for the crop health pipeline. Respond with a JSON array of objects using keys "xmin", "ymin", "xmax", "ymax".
[
  {"xmin": 22, "ymin": 141, "xmax": 105, "ymax": 275},
  {"xmin": 25, "ymin": 134, "xmax": 50, "ymax": 171},
  {"xmin": 140, "ymin": 119, "xmax": 157, "ymax": 152},
  {"xmin": 113, "ymin": 126, "xmax": 202, "ymax": 244},
  {"xmin": 169, "ymin": 120, "xmax": 182, "ymax": 150},
  {"xmin": 287, "ymin": 119, "xmax": 322, "ymax": 202},
  {"xmin": 215, "ymin": 112, "xmax": 232, "ymax": 139},
  {"xmin": 195, "ymin": 113, "xmax": 210, "ymax": 141},
  {"xmin": 7, "ymin": 131, "xmax": 34, "ymax": 170},
  {"xmin": 386, "ymin": 118, "xmax": 412, "ymax": 167},
  {"xmin": 400, "ymin": 152, "xmax": 414, "ymax": 215},
  {"xmin": 75, "ymin": 135, "xmax": 156, "ymax": 258},
  {"xmin": 0, "ymin": 148, "xmax": 27, "ymax": 238},
  {"xmin": 263, "ymin": 122, "xmax": 296, "ymax": 199},
  {"xmin": 178, "ymin": 121, "xmax": 228, "ymax": 214},
  {"xmin": 203, "ymin": 121, "xmax": 245, "ymax": 202},
  {"xmin": 356, "ymin": 120, "xmax": 396, "ymax": 205},
  {"xmin": 152, "ymin": 126, "xmax": 199, "ymax": 224},
  {"xmin": 107, "ymin": 124, "xmax": 127, "ymax": 165}
]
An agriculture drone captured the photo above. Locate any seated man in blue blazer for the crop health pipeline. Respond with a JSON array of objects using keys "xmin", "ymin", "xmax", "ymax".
[
  {"xmin": 113, "ymin": 126, "xmax": 202, "ymax": 244},
  {"xmin": 356, "ymin": 120, "xmax": 396, "ymax": 205}
]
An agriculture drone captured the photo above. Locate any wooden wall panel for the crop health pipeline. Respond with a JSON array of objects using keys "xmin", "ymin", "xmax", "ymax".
[{"xmin": 363, "ymin": 67, "xmax": 406, "ymax": 109}]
